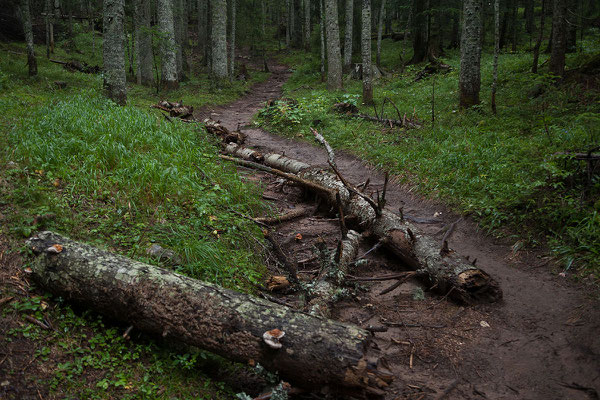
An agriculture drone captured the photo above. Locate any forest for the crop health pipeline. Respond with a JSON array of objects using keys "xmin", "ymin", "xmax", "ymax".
[{"xmin": 1, "ymin": 0, "xmax": 599, "ymax": 399}]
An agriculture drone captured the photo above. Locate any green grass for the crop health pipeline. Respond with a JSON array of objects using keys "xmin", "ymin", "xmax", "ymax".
[
  {"xmin": 0, "ymin": 29, "xmax": 271, "ymax": 399},
  {"xmin": 257, "ymin": 33, "xmax": 600, "ymax": 277}
]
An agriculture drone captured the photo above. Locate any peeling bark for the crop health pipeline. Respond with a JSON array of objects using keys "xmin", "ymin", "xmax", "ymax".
[
  {"xmin": 224, "ymin": 144, "xmax": 502, "ymax": 304},
  {"xmin": 308, "ymin": 230, "xmax": 361, "ymax": 317},
  {"xmin": 27, "ymin": 231, "xmax": 381, "ymax": 393}
]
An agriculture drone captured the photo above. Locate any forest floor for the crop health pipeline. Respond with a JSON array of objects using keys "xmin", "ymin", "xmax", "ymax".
[{"xmin": 196, "ymin": 57, "xmax": 600, "ymax": 399}]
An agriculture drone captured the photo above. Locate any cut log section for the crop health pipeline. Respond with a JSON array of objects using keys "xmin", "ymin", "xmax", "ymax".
[
  {"xmin": 223, "ymin": 143, "xmax": 502, "ymax": 304},
  {"xmin": 27, "ymin": 231, "xmax": 384, "ymax": 394}
]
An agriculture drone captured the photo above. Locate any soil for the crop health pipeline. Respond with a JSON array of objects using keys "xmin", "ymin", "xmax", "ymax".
[{"xmin": 196, "ymin": 58, "xmax": 600, "ymax": 399}]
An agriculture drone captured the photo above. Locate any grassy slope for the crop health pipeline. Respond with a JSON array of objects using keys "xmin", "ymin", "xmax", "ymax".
[
  {"xmin": 0, "ymin": 34, "xmax": 270, "ymax": 399},
  {"xmin": 256, "ymin": 32, "xmax": 600, "ymax": 277}
]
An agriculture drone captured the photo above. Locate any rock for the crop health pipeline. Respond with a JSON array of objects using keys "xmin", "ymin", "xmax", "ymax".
[{"xmin": 146, "ymin": 244, "xmax": 182, "ymax": 266}]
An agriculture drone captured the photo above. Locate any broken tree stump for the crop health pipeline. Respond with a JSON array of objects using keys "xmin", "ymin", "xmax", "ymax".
[
  {"xmin": 27, "ymin": 231, "xmax": 383, "ymax": 394},
  {"xmin": 223, "ymin": 143, "xmax": 502, "ymax": 304}
]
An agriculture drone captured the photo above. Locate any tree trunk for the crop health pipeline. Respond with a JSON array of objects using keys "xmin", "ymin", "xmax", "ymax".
[
  {"xmin": 134, "ymin": 0, "xmax": 154, "ymax": 86},
  {"xmin": 228, "ymin": 0, "xmax": 236, "ymax": 78},
  {"xmin": 198, "ymin": 0, "xmax": 208, "ymax": 59},
  {"xmin": 224, "ymin": 144, "xmax": 502, "ymax": 304},
  {"xmin": 459, "ymin": 0, "xmax": 482, "ymax": 108},
  {"xmin": 362, "ymin": 0, "xmax": 373, "ymax": 104},
  {"xmin": 376, "ymin": 0, "xmax": 385, "ymax": 68},
  {"xmin": 532, "ymin": 0, "xmax": 546, "ymax": 73},
  {"xmin": 324, "ymin": 0, "xmax": 343, "ymax": 89},
  {"xmin": 158, "ymin": 0, "xmax": 179, "ymax": 88},
  {"xmin": 18, "ymin": 0, "xmax": 37, "ymax": 76},
  {"xmin": 549, "ymin": 0, "xmax": 566, "ymax": 76},
  {"xmin": 343, "ymin": 0, "xmax": 354, "ymax": 72},
  {"xmin": 491, "ymin": 0, "xmax": 499, "ymax": 114},
  {"xmin": 320, "ymin": 0, "xmax": 326, "ymax": 82},
  {"xmin": 408, "ymin": 0, "xmax": 428, "ymax": 64},
  {"xmin": 27, "ymin": 231, "xmax": 381, "ymax": 394},
  {"xmin": 565, "ymin": 0, "xmax": 577, "ymax": 52},
  {"xmin": 103, "ymin": 0, "xmax": 127, "ymax": 105},
  {"xmin": 524, "ymin": 0, "xmax": 534, "ymax": 34},
  {"xmin": 304, "ymin": 0, "xmax": 311, "ymax": 50},
  {"xmin": 211, "ymin": 0, "xmax": 228, "ymax": 78},
  {"xmin": 286, "ymin": 0, "xmax": 291, "ymax": 46},
  {"xmin": 174, "ymin": 0, "xmax": 184, "ymax": 80}
]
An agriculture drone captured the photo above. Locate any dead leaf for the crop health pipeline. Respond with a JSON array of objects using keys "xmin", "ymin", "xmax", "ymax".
[
  {"xmin": 267, "ymin": 276, "xmax": 290, "ymax": 291},
  {"xmin": 52, "ymin": 178, "xmax": 61, "ymax": 187}
]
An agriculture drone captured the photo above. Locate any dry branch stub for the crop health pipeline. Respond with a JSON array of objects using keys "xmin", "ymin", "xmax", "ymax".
[
  {"xmin": 27, "ymin": 231, "xmax": 384, "ymax": 394},
  {"xmin": 223, "ymin": 144, "xmax": 502, "ymax": 304}
]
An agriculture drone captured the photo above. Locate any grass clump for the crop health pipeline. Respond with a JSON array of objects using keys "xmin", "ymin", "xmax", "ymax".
[{"xmin": 3, "ymin": 91, "xmax": 266, "ymax": 288}]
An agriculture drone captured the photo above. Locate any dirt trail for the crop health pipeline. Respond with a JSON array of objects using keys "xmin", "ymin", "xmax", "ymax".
[{"xmin": 197, "ymin": 63, "xmax": 600, "ymax": 399}]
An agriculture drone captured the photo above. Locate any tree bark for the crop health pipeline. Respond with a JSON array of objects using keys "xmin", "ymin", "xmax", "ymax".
[
  {"xmin": 224, "ymin": 144, "xmax": 502, "ymax": 304},
  {"xmin": 134, "ymin": 0, "xmax": 154, "ymax": 86},
  {"xmin": 343, "ymin": 0, "xmax": 354, "ymax": 72},
  {"xmin": 198, "ymin": 0, "xmax": 208, "ymax": 62},
  {"xmin": 158, "ymin": 0, "xmax": 179, "ymax": 88},
  {"xmin": 408, "ymin": 0, "xmax": 428, "ymax": 64},
  {"xmin": 459, "ymin": 0, "xmax": 482, "ymax": 108},
  {"xmin": 549, "ymin": 0, "xmax": 567, "ymax": 76},
  {"xmin": 362, "ymin": 0, "xmax": 373, "ymax": 104},
  {"xmin": 174, "ymin": 0, "xmax": 185, "ymax": 80},
  {"xmin": 27, "ymin": 231, "xmax": 380, "ymax": 394},
  {"xmin": 324, "ymin": 0, "xmax": 343, "ymax": 89},
  {"xmin": 18, "ymin": 0, "xmax": 37, "ymax": 76},
  {"xmin": 320, "ymin": 0, "xmax": 326, "ymax": 82},
  {"xmin": 491, "ymin": 0, "xmax": 499, "ymax": 114},
  {"xmin": 304, "ymin": 0, "xmax": 311, "ymax": 50},
  {"xmin": 532, "ymin": 0, "xmax": 546, "ymax": 73},
  {"xmin": 211, "ymin": 0, "xmax": 228, "ymax": 78},
  {"xmin": 229, "ymin": 0, "xmax": 236, "ymax": 78},
  {"xmin": 103, "ymin": 0, "xmax": 127, "ymax": 105},
  {"xmin": 376, "ymin": 0, "xmax": 385, "ymax": 68}
]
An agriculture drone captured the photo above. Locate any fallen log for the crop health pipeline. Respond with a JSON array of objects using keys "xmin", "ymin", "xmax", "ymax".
[
  {"xmin": 151, "ymin": 100, "xmax": 194, "ymax": 120},
  {"xmin": 223, "ymin": 143, "xmax": 502, "ymax": 304},
  {"xmin": 50, "ymin": 59, "xmax": 100, "ymax": 74},
  {"xmin": 255, "ymin": 206, "xmax": 310, "ymax": 225},
  {"xmin": 332, "ymin": 102, "xmax": 423, "ymax": 129},
  {"xmin": 27, "ymin": 231, "xmax": 383, "ymax": 394},
  {"xmin": 307, "ymin": 230, "xmax": 361, "ymax": 317},
  {"xmin": 204, "ymin": 119, "xmax": 246, "ymax": 144}
]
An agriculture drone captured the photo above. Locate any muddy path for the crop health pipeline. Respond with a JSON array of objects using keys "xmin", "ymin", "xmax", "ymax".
[{"xmin": 196, "ymin": 62, "xmax": 600, "ymax": 399}]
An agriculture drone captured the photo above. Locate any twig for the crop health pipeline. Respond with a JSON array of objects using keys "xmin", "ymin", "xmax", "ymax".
[
  {"xmin": 219, "ymin": 155, "xmax": 334, "ymax": 197},
  {"xmin": 440, "ymin": 217, "xmax": 462, "ymax": 246},
  {"xmin": 254, "ymin": 206, "xmax": 309, "ymax": 225},
  {"xmin": 357, "ymin": 240, "xmax": 384, "ymax": 260},
  {"xmin": 23, "ymin": 315, "xmax": 52, "ymax": 330},
  {"xmin": 328, "ymin": 160, "xmax": 381, "ymax": 216},
  {"xmin": 348, "ymin": 271, "xmax": 418, "ymax": 282},
  {"xmin": 311, "ymin": 128, "xmax": 336, "ymax": 168},
  {"xmin": 379, "ymin": 271, "xmax": 418, "ymax": 295}
]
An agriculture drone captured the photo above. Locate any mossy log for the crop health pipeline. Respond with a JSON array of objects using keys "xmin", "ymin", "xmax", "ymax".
[
  {"xmin": 224, "ymin": 144, "xmax": 502, "ymax": 304},
  {"xmin": 308, "ymin": 230, "xmax": 361, "ymax": 317},
  {"xmin": 27, "ymin": 231, "xmax": 382, "ymax": 394}
]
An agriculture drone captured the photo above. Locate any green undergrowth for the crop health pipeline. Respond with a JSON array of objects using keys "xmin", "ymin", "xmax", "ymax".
[
  {"xmin": 2, "ymin": 295, "xmax": 239, "ymax": 399},
  {"xmin": 0, "ymin": 33, "xmax": 270, "ymax": 398},
  {"xmin": 256, "ymin": 35, "xmax": 600, "ymax": 277}
]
